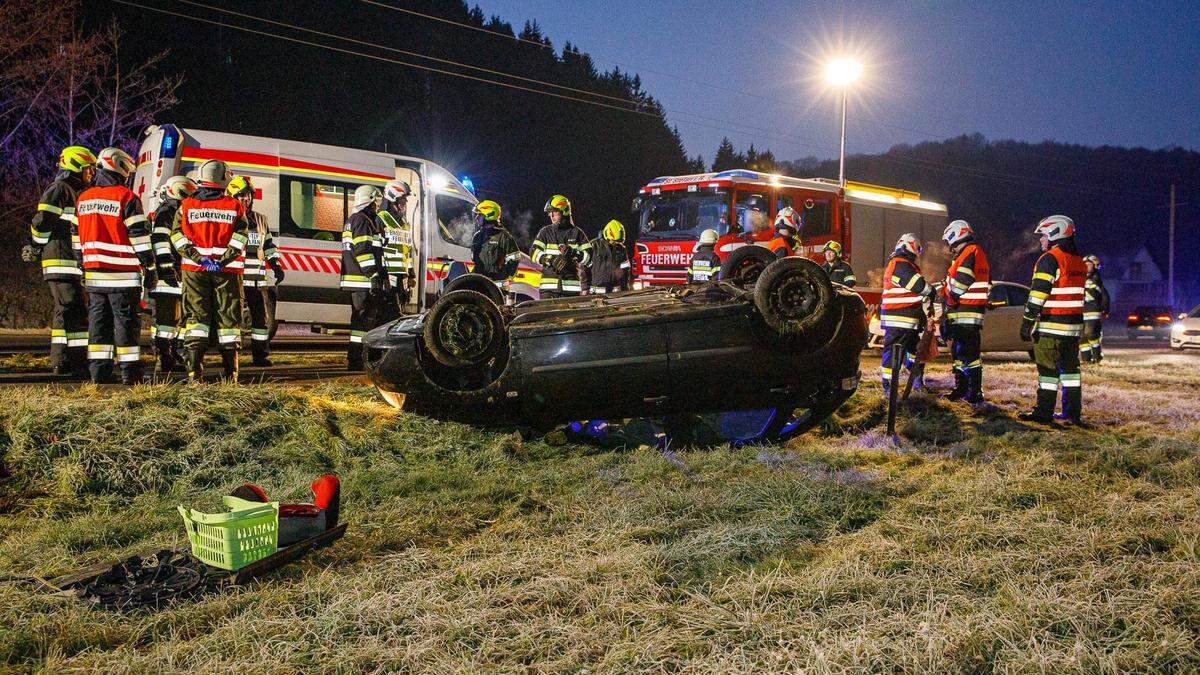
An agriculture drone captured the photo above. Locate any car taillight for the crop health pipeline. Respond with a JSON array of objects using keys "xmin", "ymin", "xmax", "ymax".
[
  {"xmin": 1127, "ymin": 314, "xmax": 1139, "ymax": 321},
  {"xmin": 1156, "ymin": 315, "xmax": 1171, "ymax": 322}
]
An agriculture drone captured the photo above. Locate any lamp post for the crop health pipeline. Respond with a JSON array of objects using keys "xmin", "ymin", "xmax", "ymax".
[{"xmin": 826, "ymin": 58, "xmax": 863, "ymax": 187}]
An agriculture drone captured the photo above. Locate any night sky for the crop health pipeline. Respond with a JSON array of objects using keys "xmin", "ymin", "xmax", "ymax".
[{"xmin": 472, "ymin": 0, "xmax": 1200, "ymax": 161}]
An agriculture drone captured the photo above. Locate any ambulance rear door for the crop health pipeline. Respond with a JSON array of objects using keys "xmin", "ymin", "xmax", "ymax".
[{"xmin": 132, "ymin": 124, "xmax": 184, "ymax": 213}]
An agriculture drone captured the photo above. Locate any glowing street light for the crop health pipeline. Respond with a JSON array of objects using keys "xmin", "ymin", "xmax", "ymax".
[{"xmin": 825, "ymin": 58, "xmax": 863, "ymax": 187}]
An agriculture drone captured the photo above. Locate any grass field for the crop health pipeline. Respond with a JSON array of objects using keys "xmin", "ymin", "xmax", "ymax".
[{"xmin": 1, "ymin": 354, "xmax": 1198, "ymax": 672}]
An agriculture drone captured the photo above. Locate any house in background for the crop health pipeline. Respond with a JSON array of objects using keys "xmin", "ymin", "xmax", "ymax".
[{"xmin": 1102, "ymin": 245, "xmax": 1169, "ymax": 314}]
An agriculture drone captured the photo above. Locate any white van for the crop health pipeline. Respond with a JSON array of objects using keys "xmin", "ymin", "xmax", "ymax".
[{"xmin": 132, "ymin": 125, "xmax": 542, "ymax": 328}]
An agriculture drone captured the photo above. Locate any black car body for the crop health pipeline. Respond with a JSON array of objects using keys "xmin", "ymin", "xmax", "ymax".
[
  {"xmin": 1126, "ymin": 305, "xmax": 1173, "ymax": 340},
  {"xmin": 364, "ymin": 254, "xmax": 868, "ymax": 441}
]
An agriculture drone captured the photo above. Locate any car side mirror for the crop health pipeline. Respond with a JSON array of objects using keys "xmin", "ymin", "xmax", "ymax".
[{"xmin": 1180, "ymin": 313, "xmax": 1188, "ymax": 320}]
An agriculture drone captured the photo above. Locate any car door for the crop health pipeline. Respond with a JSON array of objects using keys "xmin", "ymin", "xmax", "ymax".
[{"xmin": 982, "ymin": 283, "xmax": 1030, "ymax": 352}]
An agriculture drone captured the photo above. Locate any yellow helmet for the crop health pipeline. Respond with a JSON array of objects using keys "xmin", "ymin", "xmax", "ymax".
[
  {"xmin": 226, "ymin": 175, "xmax": 254, "ymax": 197},
  {"xmin": 544, "ymin": 194, "xmax": 572, "ymax": 216},
  {"xmin": 603, "ymin": 220, "xmax": 625, "ymax": 242},
  {"xmin": 823, "ymin": 240, "xmax": 844, "ymax": 256},
  {"xmin": 473, "ymin": 199, "xmax": 502, "ymax": 223},
  {"xmin": 58, "ymin": 145, "xmax": 97, "ymax": 173}
]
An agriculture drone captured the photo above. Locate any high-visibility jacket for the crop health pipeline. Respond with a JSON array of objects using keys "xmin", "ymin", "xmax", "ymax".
[
  {"xmin": 340, "ymin": 207, "xmax": 382, "ymax": 290},
  {"xmin": 822, "ymin": 259, "xmax": 856, "ymax": 287},
  {"xmin": 150, "ymin": 198, "xmax": 183, "ymax": 296},
  {"xmin": 943, "ymin": 241, "xmax": 991, "ymax": 325},
  {"xmin": 172, "ymin": 192, "xmax": 249, "ymax": 275},
  {"xmin": 880, "ymin": 253, "xmax": 931, "ymax": 330},
  {"xmin": 376, "ymin": 208, "xmax": 414, "ymax": 278},
  {"xmin": 30, "ymin": 172, "xmax": 87, "ymax": 282},
  {"xmin": 1083, "ymin": 271, "xmax": 1110, "ymax": 321},
  {"xmin": 532, "ymin": 223, "xmax": 590, "ymax": 293},
  {"xmin": 75, "ymin": 184, "xmax": 153, "ymax": 289},
  {"xmin": 764, "ymin": 236, "xmax": 794, "ymax": 258},
  {"xmin": 687, "ymin": 245, "xmax": 721, "ymax": 283},
  {"xmin": 1023, "ymin": 245, "xmax": 1087, "ymax": 337},
  {"xmin": 243, "ymin": 211, "xmax": 280, "ymax": 288},
  {"xmin": 579, "ymin": 237, "xmax": 630, "ymax": 294}
]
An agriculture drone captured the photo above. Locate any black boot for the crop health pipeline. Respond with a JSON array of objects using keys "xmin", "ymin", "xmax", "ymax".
[
  {"xmin": 944, "ymin": 370, "xmax": 967, "ymax": 400},
  {"xmin": 250, "ymin": 340, "xmax": 272, "ymax": 367},
  {"xmin": 121, "ymin": 363, "xmax": 143, "ymax": 386},
  {"xmin": 156, "ymin": 337, "xmax": 184, "ymax": 373},
  {"xmin": 221, "ymin": 349, "xmax": 239, "ymax": 383},
  {"xmin": 187, "ymin": 348, "xmax": 204, "ymax": 382},
  {"xmin": 964, "ymin": 368, "xmax": 985, "ymax": 405}
]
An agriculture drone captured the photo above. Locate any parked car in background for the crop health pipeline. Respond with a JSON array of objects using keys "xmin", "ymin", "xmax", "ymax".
[
  {"xmin": 1170, "ymin": 305, "xmax": 1200, "ymax": 350},
  {"xmin": 1126, "ymin": 305, "xmax": 1174, "ymax": 340},
  {"xmin": 867, "ymin": 280, "xmax": 1034, "ymax": 353}
]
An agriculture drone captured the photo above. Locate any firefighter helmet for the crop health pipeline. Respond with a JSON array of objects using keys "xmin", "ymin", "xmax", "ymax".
[
  {"xmin": 894, "ymin": 233, "xmax": 923, "ymax": 256},
  {"xmin": 58, "ymin": 146, "xmax": 97, "ymax": 173},
  {"xmin": 1084, "ymin": 254, "xmax": 1101, "ymax": 269},
  {"xmin": 161, "ymin": 175, "xmax": 197, "ymax": 201},
  {"xmin": 195, "ymin": 159, "xmax": 230, "ymax": 189},
  {"xmin": 384, "ymin": 180, "xmax": 411, "ymax": 202},
  {"xmin": 943, "ymin": 219, "xmax": 973, "ymax": 246},
  {"xmin": 544, "ymin": 194, "xmax": 572, "ymax": 216},
  {"xmin": 96, "ymin": 148, "xmax": 136, "ymax": 178},
  {"xmin": 698, "ymin": 229, "xmax": 719, "ymax": 245},
  {"xmin": 603, "ymin": 220, "xmax": 625, "ymax": 243},
  {"xmin": 473, "ymin": 199, "xmax": 502, "ymax": 223},
  {"xmin": 352, "ymin": 185, "xmax": 382, "ymax": 211},
  {"xmin": 1035, "ymin": 215, "xmax": 1075, "ymax": 241},
  {"xmin": 823, "ymin": 240, "xmax": 844, "ymax": 256},
  {"xmin": 774, "ymin": 206, "xmax": 801, "ymax": 233},
  {"xmin": 226, "ymin": 175, "xmax": 254, "ymax": 197}
]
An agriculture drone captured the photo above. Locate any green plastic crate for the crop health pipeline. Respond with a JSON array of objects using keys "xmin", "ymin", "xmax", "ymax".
[{"xmin": 178, "ymin": 495, "xmax": 279, "ymax": 571}]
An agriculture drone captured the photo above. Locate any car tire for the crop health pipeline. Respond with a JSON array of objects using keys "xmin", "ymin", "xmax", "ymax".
[
  {"xmin": 422, "ymin": 290, "xmax": 507, "ymax": 369},
  {"xmin": 719, "ymin": 245, "xmax": 776, "ymax": 286},
  {"xmin": 443, "ymin": 272, "xmax": 505, "ymax": 306},
  {"xmin": 752, "ymin": 257, "xmax": 835, "ymax": 338}
]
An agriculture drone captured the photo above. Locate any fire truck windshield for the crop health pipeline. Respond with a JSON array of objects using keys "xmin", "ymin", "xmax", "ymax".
[{"xmin": 637, "ymin": 191, "xmax": 730, "ymax": 241}]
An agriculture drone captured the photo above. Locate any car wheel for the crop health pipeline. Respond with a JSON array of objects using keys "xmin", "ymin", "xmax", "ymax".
[
  {"xmin": 443, "ymin": 272, "xmax": 505, "ymax": 306},
  {"xmin": 422, "ymin": 290, "xmax": 507, "ymax": 369},
  {"xmin": 752, "ymin": 257, "xmax": 835, "ymax": 339},
  {"xmin": 719, "ymin": 245, "xmax": 775, "ymax": 286}
]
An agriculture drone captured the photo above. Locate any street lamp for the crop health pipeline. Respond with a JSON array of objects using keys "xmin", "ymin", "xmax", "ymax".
[{"xmin": 826, "ymin": 58, "xmax": 863, "ymax": 187}]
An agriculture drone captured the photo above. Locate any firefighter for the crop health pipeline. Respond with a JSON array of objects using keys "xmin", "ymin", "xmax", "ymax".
[
  {"xmin": 687, "ymin": 229, "xmax": 721, "ymax": 283},
  {"xmin": 765, "ymin": 206, "xmax": 799, "ymax": 257},
  {"xmin": 74, "ymin": 148, "xmax": 156, "ymax": 384},
  {"xmin": 940, "ymin": 220, "xmax": 991, "ymax": 403},
  {"xmin": 532, "ymin": 194, "xmax": 590, "ymax": 298},
  {"xmin": 171, "ymin": 159, "xmax": 250, "ymax": 382},
  {"xmin": 149, "ymin": 175, "xmax": 196, "ymax": 373},
  {"xmin": 821, "ymin": 241, "xmax": 857, "ymax": 287},
  {"xmin": 880, "ymin": 233, "xmax": 931, "ymax": 395},
  {"xmin": 1081, "ymin": 254, "xmax": 1110, "ymax": 363},
  {"xmin": 227, "ymin": 176, "xmax": 284, "ymax": 366},
  {"xmin": 377, "ymin": 180, "xmax": 415, "ymax": 315},
  {"xmin": 581, "ymin": 220, "xmax": 631, "ymax": 294},
  {"xmin": 469, "ymin": 199, "xmax": 520, "ymax": 286},
  {"xmin": 1018, "ymin": 215, "xmax": 1089, "ymax": 425},
  {"xmin": 22, "ymin": 146, "xmax": 96, "ymax": 376},
  {"xmin": 340, "ymin": 185, "xmax": 385, "ymax": 370}
]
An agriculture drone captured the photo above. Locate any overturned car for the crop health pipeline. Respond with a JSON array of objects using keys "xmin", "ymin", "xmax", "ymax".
[{"xmin": 364, "ymin": 249, "xmax": 868, "ymax": 443}]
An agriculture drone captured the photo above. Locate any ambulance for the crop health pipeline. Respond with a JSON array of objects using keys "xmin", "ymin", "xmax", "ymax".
[
  {"xmin": 630, "ymin": 170, "xmax": 950, "ymax": 309},
  {"xmin": 131, "ymin": 124, "xmax": 542, "ymax": 328}
]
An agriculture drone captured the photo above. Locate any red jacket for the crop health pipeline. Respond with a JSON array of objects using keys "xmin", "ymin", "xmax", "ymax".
[
  {"xmin": 75, "ymin": 184, "xmax": 152, "ymax": 288},
  {"xmin": 174, "ymin": 195, "xmax": 248, "ymax": 274}
]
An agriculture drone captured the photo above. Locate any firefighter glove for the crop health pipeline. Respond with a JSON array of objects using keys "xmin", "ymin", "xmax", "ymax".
[
  {"xmin": 20, "ymin": 244, "xmax": 41, "ymax": 263},
  {"xmin": 142, "ymin": 267, "xmax": 158, "ymax": 292},
  {"xmin": 199, "ymin": 257, "xmax": 222, "ymax": 273},
  {"xmin": 1019, "ymin": 319, "xmax": 1034, "ymax": 343},
  {"xmin": 269, "ymin": 259, "xmax": 285, "ymax": 285}
]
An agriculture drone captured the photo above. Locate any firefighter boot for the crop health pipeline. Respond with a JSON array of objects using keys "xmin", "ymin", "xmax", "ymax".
[
  {"xmin": 944, "ymin": 370, "xmax": 967, "ymax": 400},
  {"xmin": 155, "ymin": 337, "xmax": 184, "ymax": 373},
  {"xmin": 964, "ymin": 369, "xmax": 985, "ymax": 405},
  {"xmin": 187, "ymin": 348, "xmax": 204, "ymax": 382},
  {"xmin": 250, "ymin": 340, "xmax": 273, "ymax": 367},
  {"xmin": 220, "ymin": 349, "xmax": 239, "ymax": 383},
  {"xmin": 121, "ymin": 362, "xmax": 143, "ymax": 386}
]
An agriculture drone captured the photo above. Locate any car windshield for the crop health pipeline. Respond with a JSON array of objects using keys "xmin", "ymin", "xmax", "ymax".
[
  {"xmin": 637, "ymin": 190, "xmax": 730, "ymax": 241},
  {"xmin": 435, "ymin": 194, "xmax": 476, "ymax": 248},
  {"xmin": 1136, "ymin": 306, "xmax": 1171, "ymax": 316},
  {"xmin": 1190, "ymin": 305, "xmax": 1200, "ymax": 319}
]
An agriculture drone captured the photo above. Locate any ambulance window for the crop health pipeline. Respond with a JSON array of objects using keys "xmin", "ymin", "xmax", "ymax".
[
  {"xmin": 435, "ymin": 194, "xmax": 475, "ymax": 248},
  {"xmin": 735, "ymin": 192, "xmax": 769, "ymax": 234},
  {"xmin": 281, "ymin": 178, "xmax": 348, "ymax": 242},
  {"xmin": 801, "ymin": 199, "xmax": 832, "ymax": 236}
]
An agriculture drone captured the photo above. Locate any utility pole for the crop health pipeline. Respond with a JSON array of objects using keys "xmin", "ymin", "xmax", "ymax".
[{"xmin": 1168, "ymin": 183, "xmax": 1176, "ymax": 308}]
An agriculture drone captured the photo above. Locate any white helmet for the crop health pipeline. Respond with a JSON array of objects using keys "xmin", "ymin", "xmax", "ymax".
[
  {"xmin": 195, "ymin": 159, "xmax": 230, "ymax": 189},
  {"xmin": 1035, "ymin": 215, "xmax": 1075, "ymax": 242},
  {"xmin": 698, "ymin": 228, "xmax": 718, "ymax": 245},
  {"xmin": 384, "ymin": 180, "xmax": 411, "ymax": 202},
  {"xmin": 774, "ymin": 206, "xmax": 801, "ymax": 233},
  {"xmin": 943, "ymin": 219, "xmax": 973, "ymax": 246},
  {"xmin": 352, "ymin": 185, "xmax": 383, "ymax": 212},
  {"xmin": 894, "ymin": 233, "xmax": 923, "ymax": 256},
  {"xmin": 96, "ymin": 147, "xmax": 136, "ymax": 178},
  {"xmin": 161, "ymin": 175, "xmax": 197, "ymax": 201}
]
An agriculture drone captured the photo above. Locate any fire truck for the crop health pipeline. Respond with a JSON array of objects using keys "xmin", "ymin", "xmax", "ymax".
[
  {"xmin": 131, "ymin": 124, "xmax": 542, "ymax": 329},
  {"xmin": 630, "ymin": 170, "xmax": 950, "ymax": 308}
]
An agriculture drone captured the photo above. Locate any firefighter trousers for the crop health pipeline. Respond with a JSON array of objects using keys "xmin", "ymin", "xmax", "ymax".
[
  {"xmin": 1033, "ymin": 334, "xmax": 1081, "ymax": 419},
  {"xmin": 945, "ymin": 322, "xmax": 982, "ymax": 395},
  {"xmin": 348, "ymin": 289, "xmax": 384, "ymax": 368},
  {"xmin": 1081, "ymin": 320, "xmax": 1103, "ymax": 362},
  {"xmin": 880, "ymin": 328, "xmax": 920, "ymax": 390},
  {"xmin": 48, "ymin": 280, "xmax": 87, "ymax": 372},
  {"xmin": 244, "ymin": 286, "xmax": 271, "ymax": 362},
  {"xmin": 182, "ymin": 270, "xmax": 243, "ymax": 352},
  {"xmin": 152, "ymin": 291, "xmax": 181, "ymax": 350},
  {"xmin": 87, "ymin": 288, "xmax": 141, "ymax": 383}
]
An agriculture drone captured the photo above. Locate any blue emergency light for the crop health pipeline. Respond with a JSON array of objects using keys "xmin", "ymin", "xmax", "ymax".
[
  {"xmin": 459, "ymin": 175, "xmax": 475, "ymax": 194},
  {"xmin": 159, "ymin": 124, "xmax": 181, "ymax": 159}
]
